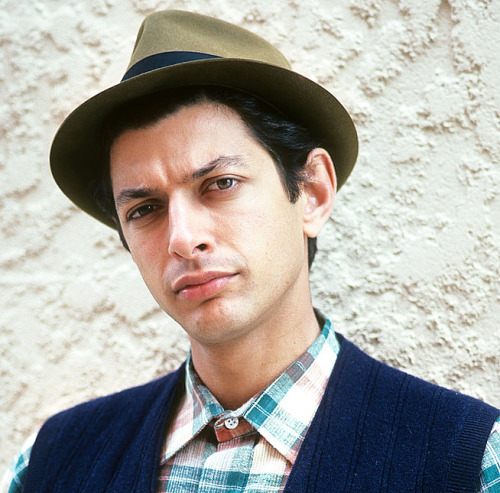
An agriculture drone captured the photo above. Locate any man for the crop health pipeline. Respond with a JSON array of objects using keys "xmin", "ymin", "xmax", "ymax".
[{"xmin": 2, "ymin": 10, "xmax": 499, "ymax": 492}]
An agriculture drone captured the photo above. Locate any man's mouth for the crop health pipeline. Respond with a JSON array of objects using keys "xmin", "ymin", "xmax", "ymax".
[{"xmin": 173, "ymin": 271, "xmax": 237, "ymax": 301}]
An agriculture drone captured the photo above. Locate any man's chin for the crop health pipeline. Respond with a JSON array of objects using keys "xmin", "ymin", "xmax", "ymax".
[
  {"xmin": 175, "ymin": 301, "xmax": 248, "ymax": 347},
  {"xmin": 169, "ymin": 296, "xmax": 221, "ymax": 323}
]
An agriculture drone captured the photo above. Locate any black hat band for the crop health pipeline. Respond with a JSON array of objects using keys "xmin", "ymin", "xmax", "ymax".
[{"xmin": 122, "ymin": 51, "xmax": 221, "ymax": 82}]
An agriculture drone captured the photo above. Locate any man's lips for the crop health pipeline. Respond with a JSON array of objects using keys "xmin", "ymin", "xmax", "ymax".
[{"xmin": 173, "ymin": 271, "xmax": 237, "ymax": 301}]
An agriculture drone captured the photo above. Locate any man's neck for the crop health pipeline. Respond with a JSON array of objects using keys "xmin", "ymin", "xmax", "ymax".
[{"xmin": 189, "ymin": 303, "xmax": 321, "ymax": 410}]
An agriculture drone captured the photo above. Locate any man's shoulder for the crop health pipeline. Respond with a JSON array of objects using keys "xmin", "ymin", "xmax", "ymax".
[
  {"xmin": 294, "ymin": 334, "xmax": 500, "ymax": 492},
  {"xmin": 333, "ymin": 334, "xmax": 500, "ymax": 465},
  {"xmin": 23, "ymin": 365, "xmax": 185, "ymax": 490},
  {"xmin": 337, "ymin": 333, "xmax": 499, "ymax": 415},
  {"xmin": 36, "ymin": 364, "xmax": 185, "ymax": 450}
]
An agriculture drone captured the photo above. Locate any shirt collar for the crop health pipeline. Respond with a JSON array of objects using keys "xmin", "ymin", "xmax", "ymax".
[
  {"xmin": 243, "ymin": 317, "xmax": 339, "ymax": 462},
  {"xmin": 162, "ymin": 315, "xmax": 340, "ymax": 464}
]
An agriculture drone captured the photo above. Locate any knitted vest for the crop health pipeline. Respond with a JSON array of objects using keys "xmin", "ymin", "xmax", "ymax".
[{"xmin": 23, "ymin": 336, "xmax": 499, "ymax": 492}]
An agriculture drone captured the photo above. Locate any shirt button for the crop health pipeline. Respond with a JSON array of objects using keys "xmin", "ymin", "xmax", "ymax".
[{"xmin": 224, "ymin": 417, "xmax": 239, "ymax": 430}]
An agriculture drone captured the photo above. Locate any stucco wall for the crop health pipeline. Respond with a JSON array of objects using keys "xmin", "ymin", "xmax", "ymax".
[{"xmin": 1, "ymin": 0, "xmax": 499, "ymax": 469}]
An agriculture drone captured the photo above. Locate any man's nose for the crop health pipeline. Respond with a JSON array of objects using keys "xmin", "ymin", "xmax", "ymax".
[{"xmin": 167, "ymin": 197, "xmax": 213, "ymax": 259}]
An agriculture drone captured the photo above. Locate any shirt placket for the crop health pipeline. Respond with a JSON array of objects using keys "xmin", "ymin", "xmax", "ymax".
[{"xmin": 195, "ymin": 414, "xmax": 257, "ymax": 492}]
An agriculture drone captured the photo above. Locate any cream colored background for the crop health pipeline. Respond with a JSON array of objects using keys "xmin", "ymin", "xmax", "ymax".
[{"xmin": 1, "ymin": 0, "xmax": 499, "ymax": 468}]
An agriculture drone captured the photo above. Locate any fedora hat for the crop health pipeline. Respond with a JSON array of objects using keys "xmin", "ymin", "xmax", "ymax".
[{"xmin": 50, "ymin": 10, "xmax": 358, "ymax": 228}]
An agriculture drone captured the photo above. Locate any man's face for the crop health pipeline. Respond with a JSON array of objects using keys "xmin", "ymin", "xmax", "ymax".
[{"xmin": 110, "ymin": 103, "xmax": 311, "ymax": 348}]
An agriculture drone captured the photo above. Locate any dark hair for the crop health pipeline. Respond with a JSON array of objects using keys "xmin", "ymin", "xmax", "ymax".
[{"xmin": 94, "ymin": 86, "xmax": 321, "ymax": 267}]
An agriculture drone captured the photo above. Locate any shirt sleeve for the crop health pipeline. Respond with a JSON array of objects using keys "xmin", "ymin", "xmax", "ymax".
[
  {"xmin": 477, "ymin": 416, "xmax": 500, "ymax": 492},
  {"xmin": 0, "ymin": 434, "xmax": 35, "ymax": 493}
]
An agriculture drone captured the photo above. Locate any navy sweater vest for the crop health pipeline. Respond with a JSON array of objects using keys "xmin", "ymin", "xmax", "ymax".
[{"xmin": 23, "ymin": 336, "xmax": 499, "ymax": 492}]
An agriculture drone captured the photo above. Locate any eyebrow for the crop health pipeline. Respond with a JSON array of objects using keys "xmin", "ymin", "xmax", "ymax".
[
  {"xmin": 114, "ymin": 186, "xmax": 161, "ymax": 210},
  {"xmin": 114, "ymin": 155, "xmax": 247, "ymax": 210},
  {"xmin": 188, "ymin": 155, "xmax": 246, "ymax": 182}
]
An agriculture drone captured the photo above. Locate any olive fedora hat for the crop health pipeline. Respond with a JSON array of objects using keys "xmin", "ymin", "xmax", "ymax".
[{"xmin": 50, "ymin": 10, "xmax": 358, "ymax": 228}]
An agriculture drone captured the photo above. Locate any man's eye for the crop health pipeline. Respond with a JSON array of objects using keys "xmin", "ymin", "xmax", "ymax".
[
  {"xmin": 207, "ymin": 178, "xmax": 237, "ymax": 191},
  {"xmin": 127, "ymin": 204, "xmax": 156, "ymax": 221}
]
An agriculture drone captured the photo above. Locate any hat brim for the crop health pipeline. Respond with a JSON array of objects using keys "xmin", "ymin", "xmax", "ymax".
[{"xmin": 50, "ymin": 58, "xmax": 358, "ymax": 228}]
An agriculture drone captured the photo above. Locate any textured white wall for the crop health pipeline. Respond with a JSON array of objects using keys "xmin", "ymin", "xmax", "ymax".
[{"xmin": 1, "ymin": 0, "xmax": 499, "ymax": 468}]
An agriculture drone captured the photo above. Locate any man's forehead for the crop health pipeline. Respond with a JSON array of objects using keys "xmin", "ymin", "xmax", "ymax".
[
  {"xmin": 108, "ymin": 103, "xmax": 266, "ymax": 193},
  {"xmin": 109, "ymin": 102, "xmax": 255, "ymax": 164},
  {"xmin": 111, "ymin": 99, "xmax": 248, "ymax": 146}
]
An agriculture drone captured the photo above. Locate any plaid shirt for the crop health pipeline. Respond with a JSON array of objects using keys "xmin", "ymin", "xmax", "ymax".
[
  {"xmin": 2, "ymin": 320, "xmax": 500, "ymax": 492},
  {"xmin": 157, "ymin": 318, "xmax": 339, "ymax": 492}
]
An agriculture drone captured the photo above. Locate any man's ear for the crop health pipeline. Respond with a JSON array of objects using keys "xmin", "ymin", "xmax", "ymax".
[{"xmin": 302, "ymin": 148, "xmax": 336, "ymax": 238}]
